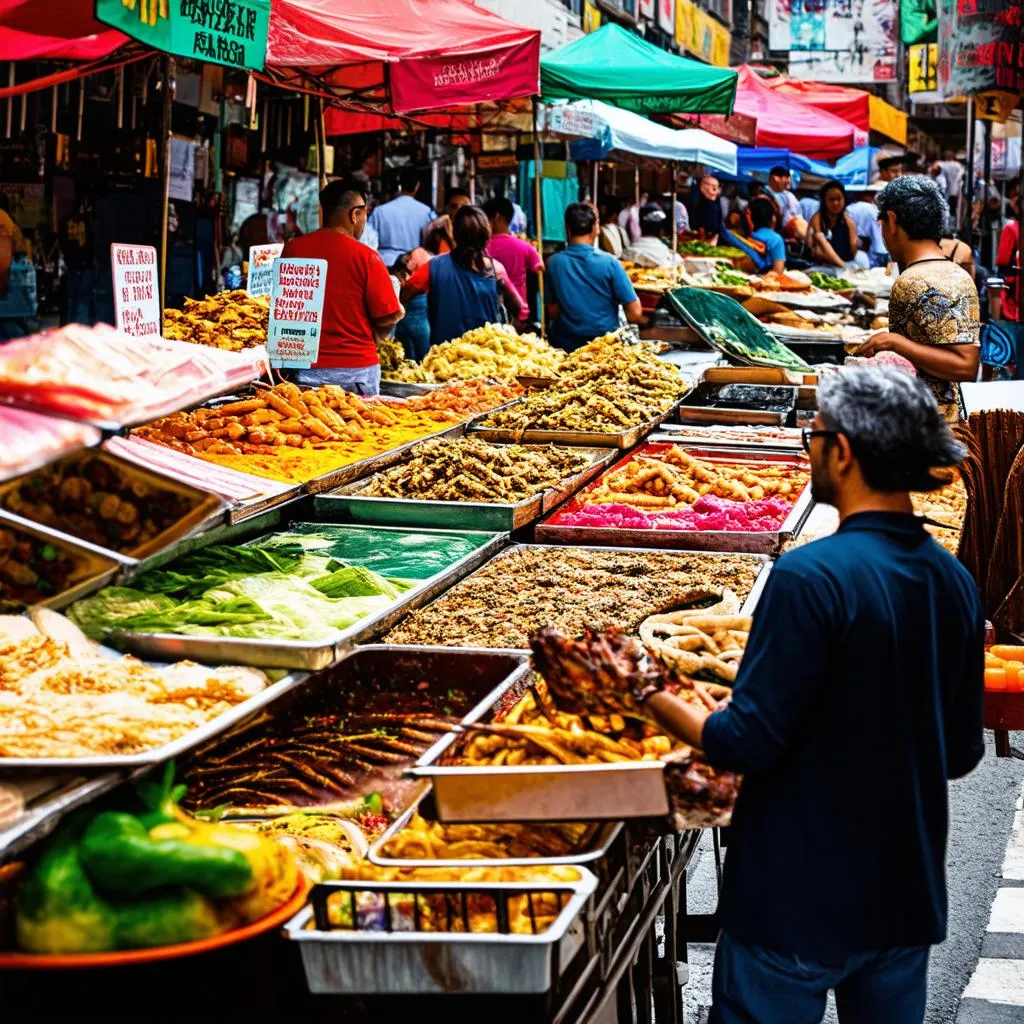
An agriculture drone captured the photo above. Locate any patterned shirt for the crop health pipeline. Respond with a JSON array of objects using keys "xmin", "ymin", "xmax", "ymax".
[{"xmin": 888, "ymin": 259, "xmax": 979, "ymax": 405}]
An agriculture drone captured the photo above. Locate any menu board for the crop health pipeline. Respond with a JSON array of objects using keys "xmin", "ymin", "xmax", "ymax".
[
  {"xmin": 267, "ymin": 258, "xmax": 327, "ymax": 368},
  {"xmin": 247, "ymin": 242, "xmax": 283, "ymax": 297},
  {"xmin": 111, "ymin": 243, "xmax": 161, "ymax": 338}
]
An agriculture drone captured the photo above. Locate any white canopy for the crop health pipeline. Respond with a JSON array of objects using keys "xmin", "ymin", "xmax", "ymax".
[{"xmin": 546, "ymin": 99, "xmax": 737, "ymax": 175}]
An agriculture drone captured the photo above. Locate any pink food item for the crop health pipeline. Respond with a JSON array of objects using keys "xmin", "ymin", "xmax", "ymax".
[
  {"xmin": 552, "ymin": 494, "xmax": 794, "ymax": 532},
  {"xmin": 845, "ymin": 351, "xmax": 917, "ymax": 376}
]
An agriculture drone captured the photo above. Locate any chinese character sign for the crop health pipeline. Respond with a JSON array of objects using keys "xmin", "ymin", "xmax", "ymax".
[
  {"xmin": 769, "ymin": 0, "xmax": 899, "ymax": 82},
  {"xmin": 96, "ymin": 0, "xmax": 270, "ymax": 71},
  {"xmin": 268, "ymin": 258, "xmax": 327, "ymax": 369},
  {"xmin": 111, "ymin": 244, "xmax": 161, "ymax": 338}
]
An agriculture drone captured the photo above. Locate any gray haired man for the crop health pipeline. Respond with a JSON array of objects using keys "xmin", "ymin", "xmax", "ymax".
[{"xmin": 645, "ymin": 367, "xmax": 985, "ymax": 1024}]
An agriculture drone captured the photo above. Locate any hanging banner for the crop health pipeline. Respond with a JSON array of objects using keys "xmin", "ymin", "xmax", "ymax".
[
  {"xmin": 268, "ymin": 258, "xmax": 327, "ymax": 369},
  {"xmin": 638, "ymin": 0, "xmax": 656, "ymax": 16},
  {"xmin": 111, "ymin": 244, "xmax": 161, "ymax": 338},
  {"xmin": 938, "ymin": 0, "xmax": 1023, "ymax": 100},
  {"xmin": 95, "ymin": 0, "xmax": 271, "ymax": 71},
  {"xmin": 693, "ymin": 113, "xmax": 758, "ymax": 147},
  {"xmin": 657, "ymin": 0, "xmax": 676, "ymax": 35},
  {"xmin": 583, "ymin": 1, "xmax": 603, "ymax": 34},
  {"xmin": 768, "ymin": 0, "xmax": 899, "ymax": 82},
  {"xmin": 675, "ymin": 0, "xmax": 732, "ymax": 67},
  {"xmin": 909, "ymin": 43, "xmax": 940, "ymax": 94},
  {"xmin": 246, "ymin": 242, "xmax": 283, "ymax": 297}
]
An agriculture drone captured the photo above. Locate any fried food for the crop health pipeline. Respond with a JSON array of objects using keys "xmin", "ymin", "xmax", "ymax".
[
  {"xmin": 385, "ymin": 547, "xmax": 761, "ymax": 649},
  {"xmin": 357, "ymin": 438, "xmax": 593, "ymax": 503},
  {"xmin": 0, "ymin": 528, "xmax": 82, "ymax": 609},
  {"xmin": 162, "ymin": 290, "xmax": 269, "ymax": 351},
  {"xmin": 912, "ymin": 472, "xmax": 967, "ymax": 555},
  {"xmin": 0, "ymin": 614, "xmax": 266, "ymax": 758}
]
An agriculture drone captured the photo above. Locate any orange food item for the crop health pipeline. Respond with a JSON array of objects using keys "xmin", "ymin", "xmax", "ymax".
[
  {"xmin": 990, "ymin": 645, "xmax": 1024, "ymax": 664},
  {"xmin": 985, "ymin": 667, "xmax": 1007, "ymax": 691}
]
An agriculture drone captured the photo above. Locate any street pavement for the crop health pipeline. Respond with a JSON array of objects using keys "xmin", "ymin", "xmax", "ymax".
[{"xmin": 681, "ymin": 733, "xmax": 1024, "ymax": 1023}]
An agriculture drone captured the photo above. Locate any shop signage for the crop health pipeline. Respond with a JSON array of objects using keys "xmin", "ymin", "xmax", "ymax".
[
  {"xmin": 657, "ymin": 0, "xmax": 676, "ymax": 35},
  {"xmin": 583, "ymin": 1, "xmax": 602, "ymax": 34},
  {"xmin": 267, "ymin": 258, "xmax": 327, "ymax": 368},
  {"xmin": 546, "ymin": 104, "xmax": 601, "ymax": 140},
  {"xmin": 692, "ymin": 113, "xmax": 757, "ymax": 147},
  {"xmin": 95, "ymin": 0, "xmax": 270, "ymax": 71},
  {"xmin": 675, "ymin": 0, "xmax": 731, "ymax": 67},
  {"xmin": 475, "ymin": 153, "xmax": 519, "ymax": 172},
  {"xmin": 938, "ymin": 0, "xmax": 1023, "ymax": 99},
  {"xmin": 909, "ymin": 43, "xmax": 940, "ymax": 94},
  {"xmin": 111, "ymin": 243, "xmax": 161, "ymax": 338},
  {"xmin": 246, "ymin": 242, "xmax": 283, "ymax": 297}
]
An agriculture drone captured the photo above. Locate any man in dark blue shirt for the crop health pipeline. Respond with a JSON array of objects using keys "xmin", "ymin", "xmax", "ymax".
[
  {"xmin": 647, "ymin": 366, "xmax": 984, "ymax": 1024},
  {"xmin": 545, "ymin": 202, "xmax": 643, "ymax": 352}
]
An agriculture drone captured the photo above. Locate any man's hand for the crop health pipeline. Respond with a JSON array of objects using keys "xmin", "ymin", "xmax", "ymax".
[{"xmin": 853, "ymin": 332, "xmax": 905, "ymax": 358}]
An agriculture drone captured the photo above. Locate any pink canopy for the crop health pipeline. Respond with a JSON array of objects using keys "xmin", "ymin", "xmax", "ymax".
[
  {"xmin": 0, "ymin": 0, "xmax": 541, "ymax": 114},
  {"xmin": 732, "ymin": 65, "xmax": 868, "ymax": 162}
]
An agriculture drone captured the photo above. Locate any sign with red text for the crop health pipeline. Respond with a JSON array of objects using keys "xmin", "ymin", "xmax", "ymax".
[
  {"xmin": 267, "ymin": 258, "xmax": 327, "ymax": 368},
  {"xmin": 111, "ymin": 244, "xmax": 161, "ymax": 338},
  {"xmin": 246, "ymin": 242, "xmax": 283, "ymax": 297}
]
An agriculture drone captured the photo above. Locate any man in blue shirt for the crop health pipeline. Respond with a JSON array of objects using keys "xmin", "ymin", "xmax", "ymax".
[
  {"xmin": 546, "ymin": 202, "xmax": 643, "ymax": 352},
  {"xmin": 368, "ymin": 170, "xmax": 435, "ymax": 267},
  {"xmin": 644, "ymin": 366, "xmax": 984, "ymax": 1024}
]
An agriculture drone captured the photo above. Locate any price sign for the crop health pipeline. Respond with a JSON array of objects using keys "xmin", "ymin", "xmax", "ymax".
[
  {"xmin": 111, "ymin": 244, "xmax": 161, "ymax": 338},
  {"xmin": 268, "ymin": 258, "xmax": 327, "ymax": 368},
  {"xmin": 247, "ymin": 242, "xmax": 283, "ymax": 297}
]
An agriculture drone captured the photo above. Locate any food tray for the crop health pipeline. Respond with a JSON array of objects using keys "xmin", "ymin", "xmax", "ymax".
[
  {"xmin": 369, "ymin": 788, "xmax": 622, "ymax": 869},
  {"xmin": 312, "ymin": 446, "xmax": 616, "ymax": 532},
  {"xmin": 300, "ymin": 419, "xmax": 468, "ymax": 496},
  {"xmin": 379, "ymin": 380, "xmax": 444, "ymax": 398},
  {"xmin": 0, "ymin": 669, "xmax": 311, "ymax": 770},
  {"xmin": 284, "ymin": 871, "xmax": 596, "ymax": 994},
  {"xmin": 536, "ymin": 445, "xmax": 812, "ymax": 555},
  {"xmin": 465, "ymin": 404, "xmax": 679, "ymax": 450},
  {"xmin": 0, "ymin": 513, "xmax": 121, "ymax": 611},
  {"xmin": 179, "ymin": 645, "xmax": 529, "ymax": 818},
  {"xmin": 651, "ymin": 425, "xmax": 804, "ymax": 451},
  {"xmin": 0, "ymin": 448, "xmax": 228, "ymax": 571},
  {"xmin": 109, "ymin": 525, "xmax": 509, "ymax": 670},
  {"xmin": 675, "ymin": 381, "xmax": 797, "ymax": 428}
]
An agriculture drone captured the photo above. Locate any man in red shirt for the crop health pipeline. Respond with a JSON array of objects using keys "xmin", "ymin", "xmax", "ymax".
[{"xmin": 282, "ymin": 177, "xmax": 401, "ymax": 395}]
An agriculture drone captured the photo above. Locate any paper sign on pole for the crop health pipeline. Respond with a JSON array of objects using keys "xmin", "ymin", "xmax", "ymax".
[
  {"xmin": 268, "ymin": 258, "xmax": 327, "ymax": 368},
  {"xmin": 247, "ymin": 243, "xmax": 284, "ymax": 297},
  {"xmin": 111, "ymin": 243, "xmax": 161, "ymax": 338}
]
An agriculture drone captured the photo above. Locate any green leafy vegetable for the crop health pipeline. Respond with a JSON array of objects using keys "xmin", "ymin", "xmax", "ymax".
[{"xmin": 808, "ymin": 271, "xmax": 853, "ymax": 291}]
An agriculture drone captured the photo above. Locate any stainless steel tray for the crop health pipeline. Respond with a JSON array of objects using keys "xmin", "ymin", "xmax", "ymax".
[
  {"xmin": 284, "ymin": 871, "xmax": 596, "ymax": 995},
  {"xmin": 0, "ymin": 669, "xmax": 311, "ymax": 770},
  {"xmin": 0, "ymin": 512, "xmax": 121, "ymax": 611},
  {"xmin": 313, "ymin": 446, "xmax": 615, "ymax": 532},
  {"xmin": 536, "ymin": 445, "xmax": 812, "ymax": 555},
  {"xmin": 0, "ymin": 448, "xmax": 229, "ymax": 574},
  {"xmin": 379, "ymin": 380, "xmax": 444, "ymax": 397},
  {"xmin": 368, "ymin": 788, "xmax": 622, "ymax": 869},
  {"xmin": 650, "ymin": 425, "xmax": 804, "ymax": 451},
  {"xmin": 109, "ymin": 525, "xmax": 509, "ymax": 669},
  {"xmin": 300, "ymin": 420, "xmax": 468, "ymax": 496},
  {"xmin": 466, "ymin": 404, "xmax": 678, "ymax": 450}
]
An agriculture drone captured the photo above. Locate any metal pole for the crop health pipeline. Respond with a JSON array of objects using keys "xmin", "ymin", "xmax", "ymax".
[
  {"xmin": 5, "ymin": 65, "xmax": 13, "ymax": 138},
  {"xmin": 964, "ymin": 98, "xmax": 976, "ymax": 241},
  {"xmin": 672, "ymin": 164, "xmax": 679, "ymax": 254},
  {"xmin": 634, "ymin": 166, "xmax": 640, "ymax": 208},
  {"xmin": 50, "ymin": 85, "xmax": 57, "ymax": 134},
  {"xmin": 592, "ymin": 160, "xmax": 599, "ymax": 203},
  {"xmin": 159, "ymin": 56, "xmax": 174, "ymax": 309},
  {"xmin": 317, "ymin": 97, "xmax": 328, "ymax": 188},
  {"xmin": 531, "ymin": 97, "xmax": 546, "ymax": 338},
  {"xmin": 76, "ymin": 79, "xmax": 84, "ymax": 142},
  {"xmin": 468, "ymin": 152, "xmax": 477, "ymax": 203},
  {"xmin": 981, "ymin": 119, "xmax": 993, "ymax": 268}
]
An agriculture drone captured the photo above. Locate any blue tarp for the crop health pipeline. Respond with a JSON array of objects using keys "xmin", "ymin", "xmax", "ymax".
[{"xmin": 723, "ymin": 146, "xmax": 875, "ymax": 187}]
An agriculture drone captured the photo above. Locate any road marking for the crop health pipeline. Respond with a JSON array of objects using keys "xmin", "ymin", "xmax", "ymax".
[
  {"xmin": 988, "ymin": 889, "xmax": 1024, "ymax": 934},
  {"xmin": 1004, "ymin": 811, "xmax": 1024, "ymax": 881},
  {"xmin": 963, "ymin": 959, "xmax": 1024, "ymax": 1005}
]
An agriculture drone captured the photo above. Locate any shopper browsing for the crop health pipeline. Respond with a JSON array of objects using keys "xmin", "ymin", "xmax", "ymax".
[
  {"xmin": 855, "ymin": 176, "xmax": 980, "ymax": 409},
  {"xmin": 645, "ymin": 366, "xmax": 983, "ymax": 1024},
  {"xmin": 545, "ymin": 202, "xmax": 643, "ymax": 352},
  {"xmin": 691, "ymin": 175, "xmax": 724, "ymax": 245},
  {"xmin": 621, "ymin": 204, "xmax": 682, "ymax": 268},
  {"xmin": 281, "ymin": 177, "xmax": 402, "ymax": 396},
  {"xmin": 766, "ymin": 165, "xmax": 803, "ymax": 238},
  {"xmin": 368, "ymin": 170, "xmax": 436, "ymax": 266},
  {"xmin": 484, "ymin": 196, "xmax": 543, "ymax": 323},
  {"xmin": 807, "ymin": 180, "xmax": 865, "ymax": 272}
]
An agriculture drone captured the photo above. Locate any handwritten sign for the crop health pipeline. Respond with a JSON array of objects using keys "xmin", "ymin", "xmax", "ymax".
[
  {"xmin": 268, "ymin": 258, "xmax": 327, "ymax": 368},
  {"xmin": 247, "ymin": 243, "xmax": 283, "ymax": 297},
  {"xmin": 111, "ymin": 244, "xmax": 161, "ymax": 338},
  {"xmin": 96, "ymin": 0, "xmax": 270, "ymax": 71}
]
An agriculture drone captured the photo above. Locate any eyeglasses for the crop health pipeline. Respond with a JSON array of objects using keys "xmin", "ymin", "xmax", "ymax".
[{"xmin": 801, "ymin": 428, "xmax": 840, "ymax": 452}]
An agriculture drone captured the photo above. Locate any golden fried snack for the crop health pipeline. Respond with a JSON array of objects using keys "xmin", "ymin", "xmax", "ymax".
[{"xmin": 163, "ymin": 291, "xmax": 269, "ymax": 351}]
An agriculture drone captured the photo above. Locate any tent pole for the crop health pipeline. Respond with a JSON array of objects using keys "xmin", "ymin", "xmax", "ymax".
[
  {"xmin": 469, "ymin": 151, "xmax": 477, "ymax": 203},
  {"xmin": 317, "ymin": 97, "xmax": 328, "ymax": 188},
  {"xmin": 634, "ymin": 166, "xmax": 640, "ymax": 209},
  {"xmin": 672, "ymin": 164, "xmax": 679, "ymax": 254},
  {"xmin": 159, "ymin": 55, "xmax": 174, "ymax": 310},
  {"xmin": 592, "ymin": 160, "xmax": 599, "ymax": 203},
  {"xmin": 532, "ymin": 97, "xmax": 546, "ymax": 339}
]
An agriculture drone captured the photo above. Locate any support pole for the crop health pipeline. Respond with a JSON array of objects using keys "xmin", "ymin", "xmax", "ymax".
[
  {"xmin": 50, "ymin": 85, "xmax": 57, "ymax": 134},
  {"xmin": 6, "ymin": 65, "xmax": 13, "ymax": 138},
  {"xmin": 981, "ymin": 119, "xmax": 993, "ymax": 268},
  {"xmin": 634, "ymin": 165, "xmax": 640, "ymax": 208},
  {"xmin": 159, "ymin": 56, "xmax": 174, "ymax": 309},
  {"xmin": 316, "ymin": 97, "xmax": 328, "ymax": 188},
  {"xmin": 672, "ymin": 164, "xmax": 679, "ymax": 254},
  {"xmin": 592, "ymin": 160, "xmax": 599, "ymax": 203},
  {"xmin": 76, "ymin": 78, "xmax": 84, "ymax": 142},
  {"xmin": 532, "ymin": 97, "xmax": 546, "ymax": 338},
  {"xmin": 964, "ymin": 98, "xmax": 976, "ymax": 241},
  {"xmin": 468, "ymin": 151, "xmax": 477, "ymax": 203}
]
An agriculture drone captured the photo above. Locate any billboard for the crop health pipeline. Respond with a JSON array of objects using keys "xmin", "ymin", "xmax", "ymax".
[
  {"xmin": 768, "ymin": 0, "xmax": 899, "ymax": 83},
  {"xmin": 937, "ymin": 0, "xmax": 1023, "ymax": 103}
]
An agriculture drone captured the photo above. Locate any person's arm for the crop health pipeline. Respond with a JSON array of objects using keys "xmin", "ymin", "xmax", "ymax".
[
  {"xmin": 610, "ymin": 259, "xmax": 643, "ymax": 323},
  {"xmin": 846, "ymin": 215, "xmax": 858, "ymax": 259},
  {"xmin": 664, "ymin": 566, "xmax": 833, "ymax": 773},
  {"xmin": 769, "ymin": 233, "xmax": 786, "ymax": 274},
  {"xmin": 399, "ymin": 262, "xmax": 430, "ymax": 307},
  {"xmin": 365, "ymin": 254, "xmax": 403, "ymax": 335},
  {"xmin": 854, "ymin": 332, "xmax": 980, "ymax": 381},
  {"xmin": 809, "ymin": 228, "xmax": 845, "ymax": 268},
  {"xmin": 947, "ymin": 599, "xmax": 985, "ymax": 779},
  {"xmin": 492, "ymin": 260, "xmax": 523, "ymax": 321}
]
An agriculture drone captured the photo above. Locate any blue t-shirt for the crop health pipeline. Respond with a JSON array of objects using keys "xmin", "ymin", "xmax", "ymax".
[
  {"xmin": 546, "ymin": 244, "xmax": 638, "ymax": 351},
  {"xmin": 368, "ymin": 194, "xmax": 435, "ymax": 266},
  {"xmin": 751, "ymin": 227, "xmax": 786, "ymax": 267},
  {"xmin": 702, "ymin": 512, "xmax": 984, "ymax": 961}
]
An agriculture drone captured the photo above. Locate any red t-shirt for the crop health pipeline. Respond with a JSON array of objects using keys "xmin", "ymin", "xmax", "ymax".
[
  {"xmin": 996, "ymin": 219, "xmax": 1020, "ymax": 321},
  {"xmin": 281, "ymin": 229, "xmax": 399, "ymax": 368}
]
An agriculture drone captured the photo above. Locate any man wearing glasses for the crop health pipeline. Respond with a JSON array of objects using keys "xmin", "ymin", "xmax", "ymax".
[
  {"xmin": 281, "ymin": 177, "xmax": 402, "ymax": 396},
  {"xmin": 644, "ymin": 367, "xmax": 984, "ymax": 1023}
]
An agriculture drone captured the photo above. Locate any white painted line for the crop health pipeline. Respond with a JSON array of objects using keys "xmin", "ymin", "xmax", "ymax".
[
  {"xmin": 1005, "ymin": 811, "xmax": 1024, "ymax": 881},
  {"xmin": 988, "ymin": 889, "xmax": 1024, "ymax": 934},
  {"xmin": 963, "ymin": 958, "xmax": 1024, "ymax": 1005}
]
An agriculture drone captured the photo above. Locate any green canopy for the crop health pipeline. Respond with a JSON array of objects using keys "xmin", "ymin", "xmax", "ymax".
[{"xmin": 540, "ymin": 24, "xmax": 737, "ymax": 116}]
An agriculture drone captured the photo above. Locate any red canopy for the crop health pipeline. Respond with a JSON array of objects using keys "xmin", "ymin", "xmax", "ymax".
[
  {"xmin": 0, "ymin": 0, "xmax": 541, "ymax": 114},
  {"xmin": 732, "ymin": 65, "xmax": 868, "ymax": 162}
]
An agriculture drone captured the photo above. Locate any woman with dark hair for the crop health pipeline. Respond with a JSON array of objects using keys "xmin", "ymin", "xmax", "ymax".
[
  {"xmin": 808, "ymin": 180, "xmax": 864, "ymax": 271},
  {"xmin": 400, "ymin": 205, "xmax": 522, "ymax": 347}
]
